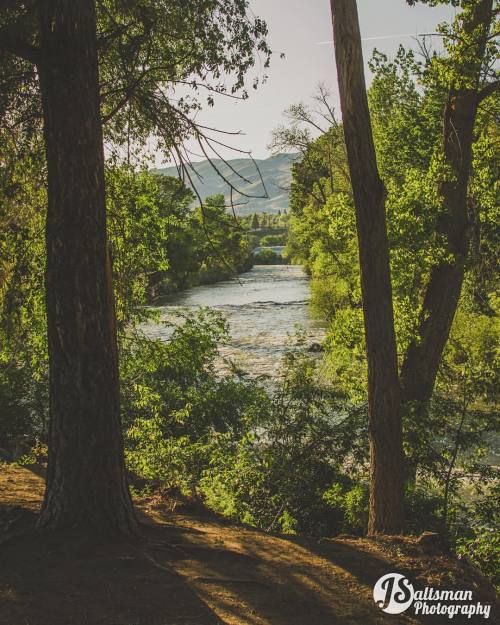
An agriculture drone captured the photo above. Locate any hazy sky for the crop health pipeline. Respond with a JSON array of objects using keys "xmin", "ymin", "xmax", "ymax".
[{"xmin": 155, "ymin": 0, "xmax": 457, "ymax": 166}]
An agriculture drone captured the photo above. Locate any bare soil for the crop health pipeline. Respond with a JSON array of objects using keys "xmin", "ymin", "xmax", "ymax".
[{"xmin": 0, "ymin": 464, "xmax": 497, "ymax": 625}]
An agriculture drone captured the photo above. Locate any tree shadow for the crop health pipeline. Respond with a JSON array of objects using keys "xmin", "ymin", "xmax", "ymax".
[
  {"xmin": 0, "ymin": 465, "xmax": 496, "ymax": 625},
  {"xmin": 298, "ymin": 536, "xmax": 498, "ymax": 625},
  {"xmin": 0, "ymin": 522, "xmax": 224, "ymax": 625},
  {"xmin": 141, "ymin": 518, "xmax": 418, "ymax": 625}
]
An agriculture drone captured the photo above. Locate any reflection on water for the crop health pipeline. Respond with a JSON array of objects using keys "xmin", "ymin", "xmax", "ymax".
[{"xmin": 144, "ymin": 265, "xmax": 325, "ymax": 376}]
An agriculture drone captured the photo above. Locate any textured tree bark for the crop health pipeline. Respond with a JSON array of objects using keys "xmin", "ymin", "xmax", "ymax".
[
  {"xmin": 399, "ymin": 0, "xmax": 493, "ymax": 407},
  {"xmin": 36, "ymin": 0, "xmax": 137, "ymax": 536},
  {"xmin": 330, "ymin": 0, "xmax": 404, "ymax": 534}
]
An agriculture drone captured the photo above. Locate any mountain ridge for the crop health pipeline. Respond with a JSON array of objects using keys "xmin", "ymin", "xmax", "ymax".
[{"xmin": 156, "ymin": 152, "xmax": 299, "ymax": 215}]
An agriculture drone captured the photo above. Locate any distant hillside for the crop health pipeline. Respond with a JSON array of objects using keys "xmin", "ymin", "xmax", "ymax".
[{"xmin": 156, "ymin": 152, "xmax": 299, "ymax": 215}]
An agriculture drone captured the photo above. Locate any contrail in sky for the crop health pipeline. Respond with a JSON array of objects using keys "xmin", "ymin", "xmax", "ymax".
[{"xmin": 316, "ymin": 33, "xmax": 435, "ymax": 44}]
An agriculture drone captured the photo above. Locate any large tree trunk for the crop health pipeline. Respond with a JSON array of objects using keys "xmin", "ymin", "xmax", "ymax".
[
  {"xmin": 330, "ymin": 0, "xmax": 403, "ymax": 534},
  {"xmin": 36, "ymin": 0, "xmax": 137, "ymax": 536},
  {"xmin": 399, "ymin": 0, "xmax": 493, "ymax": 407}
]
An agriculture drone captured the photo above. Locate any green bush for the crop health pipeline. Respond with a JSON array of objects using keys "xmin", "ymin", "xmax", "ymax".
[
  {"xmin": 200, "ymin": 354, "xmax": 369, "ymax": 535},
  {"xmin": 117, "ymin": 306, "xmax": 498, "ymax": 593},
  {"xmin": 455, "ymin": 484, "xmax": 500, "ymax": 590},
  {"xmin": 253, "ymin": 248, "xmax": 285, "ymax": 265},
  {"xmin": 457, "ymin": 527, "xmax": 499, "ymax": 590},
  {"xmin": 122, "ymin": 309, "xmax": 266, "ymax": 493},
  {"xmin": 260, "ymin": 233, "xmax": 287, "ymax": 246}
]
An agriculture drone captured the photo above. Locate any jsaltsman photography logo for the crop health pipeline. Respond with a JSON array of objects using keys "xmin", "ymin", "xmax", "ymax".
[{"xmin": 373, "ymin": 572, "xmax": 492, "ymax": 620}]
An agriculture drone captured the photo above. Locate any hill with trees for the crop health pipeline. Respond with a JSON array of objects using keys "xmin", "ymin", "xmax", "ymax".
[{"xmin": 157, "ymin": 153, "xmax": 299, "ymax": 215}]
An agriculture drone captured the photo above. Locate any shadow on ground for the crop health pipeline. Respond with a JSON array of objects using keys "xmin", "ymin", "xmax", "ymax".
[{"xmin": 0, "ymin": 465, "xmax": 497, "ymax": 625}]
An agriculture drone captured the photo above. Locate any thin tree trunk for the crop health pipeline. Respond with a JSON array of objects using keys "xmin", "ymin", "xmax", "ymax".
[
  {"xmin": 330, "ymin": 0, "xmax": 403, "ymax": 534},
  {"xmin": 400, "ymin": 0, "xmax": 493, "ymax": 407},
  {"xmin": 36, "ymin": 0, "xmax": 137, "ymax": 536},
  {"xmin": 442, "ymin": 400, "xmax": 467, "ymax": 532}
]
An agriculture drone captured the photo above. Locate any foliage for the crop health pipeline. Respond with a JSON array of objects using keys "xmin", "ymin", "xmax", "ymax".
[
  {"xmin": 286, "ymin": 39, "xmax": 498, "ymax": 391},
  {"xmin": 190, "ymin": 194, "xmax": 254, "ymax": 283},
  {"xmin": 95, "ymin": 0, "xmax": 272, "ymax": 157},
  {"xmin": 253, "ymin": 248, "xmax": 286, "ymax": 265},
  {"xmin": 107, "ymin": 304, "xmax": 500, "ymax": 562},
  {"xmin": 259, "ymin": 233, "xmax": 287, "ymax": 246},
  {"xmin": 125, "ymin": 331, "xmax": 370, "ymax": 536},
  {"xmin": 455, "ymin": 483, "xmax": 500, "ymax": 590},
  {"xmin": 1, "ymin": 0, "xmax": 272, "ymax": 172},
  {"xmin": 106, "ymin": 166, "xmax": 195, "ymax": 324},
  {"xmin": 0, "ymin": 160, "xmax": 254, "ymax": 456},
  {"xmin": 0, "ymin": 130, "xmax": 48, "ymax": 453},
  {"xmin": 122, "ymin": 308, "xmax": 265, "ymax": 490}
]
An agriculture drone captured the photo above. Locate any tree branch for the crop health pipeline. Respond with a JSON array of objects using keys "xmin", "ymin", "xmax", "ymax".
[
  {"xmin": 477, "ymin": 79, "xmax": 500, "ymax": 102},
  {"xmin": 0, "ymin": 6, "xmax": 40, "ymax": 64}
]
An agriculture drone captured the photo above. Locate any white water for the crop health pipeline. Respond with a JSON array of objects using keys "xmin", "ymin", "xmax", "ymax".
[{"xmin": 144, "ymin": 265, "xmax": 325, "ymax": 377}]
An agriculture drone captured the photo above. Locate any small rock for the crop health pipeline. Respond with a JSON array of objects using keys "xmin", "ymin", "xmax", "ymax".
[
  {"xmin": 307, "ymin": 342, "xmax": 323, "ymax": 353},
  {"xmin": 417, "ymin": 531, "xmax": 448, "ymax": 552}
]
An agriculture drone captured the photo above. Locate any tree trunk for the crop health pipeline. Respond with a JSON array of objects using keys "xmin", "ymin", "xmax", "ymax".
[
  {"xmin": 399, "ymin": 0, "xmax": 493, "ymax": 407},
  {"xmin": 330, "ymin": 0, "xmax": 403, "ymax": 534},
  {"xmin": 36, "ymin": 0, "xmax": 137, "ymax": 536}
]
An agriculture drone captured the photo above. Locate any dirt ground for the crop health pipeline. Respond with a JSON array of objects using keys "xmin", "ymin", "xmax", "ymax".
[{"xmin": 0, "ymin": 464, "xmax": 497, "ymax": 625}]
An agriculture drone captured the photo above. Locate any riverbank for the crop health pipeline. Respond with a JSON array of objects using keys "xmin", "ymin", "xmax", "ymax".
[
  {"xmin": 148, "ymin": 219, "xmax": 290, "ymax": 300},
  {"xmin": 148, "ymin": 256, "xmax": 254, "ymax": 300},
  {"xmin": 252, "ymin": 245, "xmax": 289, "ymax": 265}
]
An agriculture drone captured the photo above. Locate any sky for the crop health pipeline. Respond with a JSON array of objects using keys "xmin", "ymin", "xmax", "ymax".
[{"xmin": 154, "ymin": 0, "xmax": 457, "ymax": 166}]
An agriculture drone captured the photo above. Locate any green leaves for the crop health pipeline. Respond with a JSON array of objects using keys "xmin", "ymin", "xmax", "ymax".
[
  {"xmin": 97, "ymin": 0, "xmax": 272, "ymax": 158},
  {"xmin": 121, "ymin": 308, "xmax": 265, "ymax": 493},
  {"xmin": 106, "ymin": 166, "xmax": 194, "ymax": 325}
]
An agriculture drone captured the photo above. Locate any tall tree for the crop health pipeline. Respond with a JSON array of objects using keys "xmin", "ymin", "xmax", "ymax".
[
  {"xmin": 399, "ymin": 0, "xmax": 496, "ymax": 406},
  {"xmin": 329, "ymin": 0, "xmax": 497, "ymax": 533},
  {"xmin": 0, "ymin": 0, "xmax": 270, "ymax": 535},
  {"xmin": 330, "ymin": 0, "xmax": 404, "ymax": 534},
  {"xmin": 35, "ymin": 1, "xmax": 136, "ymax": 534}
]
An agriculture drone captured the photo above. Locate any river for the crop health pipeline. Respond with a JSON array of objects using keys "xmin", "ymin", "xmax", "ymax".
[{"xmin": 145, "ymin": 264, "xmax": 325, "ymax": 377}]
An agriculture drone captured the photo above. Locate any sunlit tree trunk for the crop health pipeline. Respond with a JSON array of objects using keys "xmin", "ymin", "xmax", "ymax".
[
  {"xmin": 36, "ymin": 0, "xmax": 137, "ymax": 536},
  {"xmin": 330, "ymin": 0, "xmax": 404, "ymax": 534}
]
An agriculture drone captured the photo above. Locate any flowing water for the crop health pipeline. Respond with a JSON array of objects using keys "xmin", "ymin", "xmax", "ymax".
[{"xmin": 145, "ymin": 264, "xmax": 325, "ymax": 377}]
